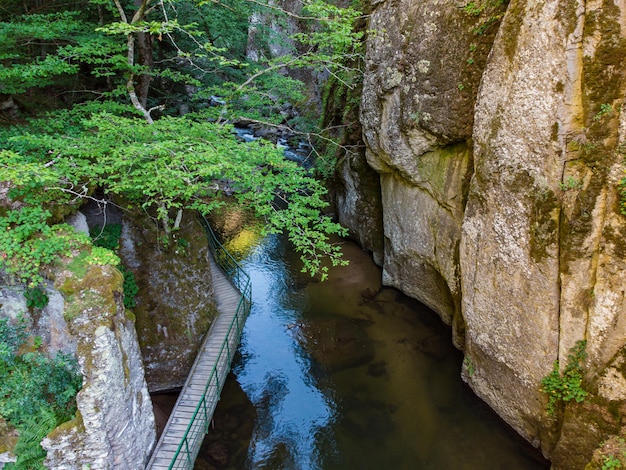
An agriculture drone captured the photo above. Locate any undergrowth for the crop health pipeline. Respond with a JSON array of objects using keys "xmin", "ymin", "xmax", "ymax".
[{"xmin": 0, "ymin": 315, "xmax": 82, "ymax": 469}]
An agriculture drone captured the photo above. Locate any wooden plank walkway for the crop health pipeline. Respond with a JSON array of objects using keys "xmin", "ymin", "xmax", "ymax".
[{"xmin": 147, "ymin": 250, "xmax": 248, "ymax": 470}]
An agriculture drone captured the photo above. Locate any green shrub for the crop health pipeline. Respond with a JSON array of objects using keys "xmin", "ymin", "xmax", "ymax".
[
  {"xmin": 541, "ymin": 340, "xmax": 588, "ymax": 415},
  {"xmin": 0, "ymin": 207, "xmax": 89, "ymax": 287},
  {"xmin": 603, "ymin": 455, "xmax": 623, "ymax": 469},
  {"xmin": 24, "ymin": 287, "xmax": 49, "ymax": 309},
  {"xmin": 120, "ymin": 265, "xmax": 138, "ymax": 309},
  {"xmin": 90, "ymin": 224, "xmax": 122, "ymax": 251}
]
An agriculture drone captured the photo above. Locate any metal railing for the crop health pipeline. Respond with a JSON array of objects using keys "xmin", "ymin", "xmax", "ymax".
[{"xmin": 164, "ymin": 215, "xmax": 252, "ymax": 469}]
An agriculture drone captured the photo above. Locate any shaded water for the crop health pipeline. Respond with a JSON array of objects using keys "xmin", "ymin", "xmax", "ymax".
[{"xmin": 195, "ymin": 235, "xmax": 548, "ymax": 469}]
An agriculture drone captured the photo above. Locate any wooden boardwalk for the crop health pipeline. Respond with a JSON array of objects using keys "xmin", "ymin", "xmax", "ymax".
[{"xmin": 147, "ymin": 250, "xmax": 249, "ymax": 470}]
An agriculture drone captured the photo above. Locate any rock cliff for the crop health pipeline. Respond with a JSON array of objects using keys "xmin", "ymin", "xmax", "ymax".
[
  {"xmin": 42, "ymin": 258, "xmax": 156, "ymax": 469},
  {"xmin": 118, "ymin": 210, "xmax": 217, "ymax": 392},
  {"xmin": 344, "ymin": 0, "xmax": 626, "ymax": 466},
  {"xmin": 0, "ymin": 251, "xmax": 156, "ymax": 469}
]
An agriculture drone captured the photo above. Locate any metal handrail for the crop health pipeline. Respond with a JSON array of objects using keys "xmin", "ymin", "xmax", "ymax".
[{"xmin": 165, "ymin": 214, "xmax": 252, "ymax": 469}]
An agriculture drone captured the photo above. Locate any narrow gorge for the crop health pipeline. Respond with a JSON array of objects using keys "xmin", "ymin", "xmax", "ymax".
[
  {"xmin": 333, "ymin": 0, "xmax": 626, "ymax": 467},
  {"xmin": 1, "ymin": 0, "xmax": 626, "ymax": 468}
]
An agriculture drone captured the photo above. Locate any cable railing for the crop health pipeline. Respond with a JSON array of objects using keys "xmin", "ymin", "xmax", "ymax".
[{"xmin": 163, "ymin": 215, "xmax": 251, "ymax": 469}]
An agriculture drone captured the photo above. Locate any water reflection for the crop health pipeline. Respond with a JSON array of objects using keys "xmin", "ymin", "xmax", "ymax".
[
  {"xmin": 233, "ymin": 236, "xmax": 335, "ymax": 469},
  {"xmin": 196, "ymin": 235, "xmax": 548, "ymax": 470}
]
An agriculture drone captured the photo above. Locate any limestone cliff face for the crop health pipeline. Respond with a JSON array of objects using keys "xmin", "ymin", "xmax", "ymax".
[
  {"xmin": 359, "ymin": 0, "xmax": 492, "ymax": 342},
  {"xmin": 353, "ymin": 0, "xmax": 626, "ymax": 466},
  {"xmin": 44, "ymin": 261, "xmax": 155, "ymax": 468}
]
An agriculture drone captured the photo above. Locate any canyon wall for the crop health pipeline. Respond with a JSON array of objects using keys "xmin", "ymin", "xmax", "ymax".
[
  {"xmin": 343, "ymin": 0, "xmax": 626, "ymax": 466},
  {"xmin": 119, "ymin": 211, "xmax": 217, "ymax": 392}
]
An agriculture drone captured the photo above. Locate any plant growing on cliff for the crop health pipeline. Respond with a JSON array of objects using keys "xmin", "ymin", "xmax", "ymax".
[
  {"xmin": 463, "ymin": 0, "xmax": 507, "ymax": 35},
  {"xmin": 603, "ymin": 455, "xmax": 623, "ymax": 469},
  {"xmin": 0, "ymin": 316, "xmax": 82, "ymax": 469},
  {"xmin": 0, "ymin": 204, "xmax": 90, "ymax": 288},
  {"xmin": 540, "ymin": 340, "xmax": 588, "ymax": 415}
]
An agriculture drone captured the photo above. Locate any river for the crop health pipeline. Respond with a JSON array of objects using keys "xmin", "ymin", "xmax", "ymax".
[{"xmin": 194, "ymin": 234, "xmax": 549, "ymax": 470}]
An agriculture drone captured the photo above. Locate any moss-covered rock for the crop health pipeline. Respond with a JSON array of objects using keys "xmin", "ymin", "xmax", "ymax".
[
  {"xmin": 41, "ymin": 248, "xmax": 156, "ymax": 469},
  {"xmin": 119, "ymin": 210, "xmax": 217, "ymax": 391}
]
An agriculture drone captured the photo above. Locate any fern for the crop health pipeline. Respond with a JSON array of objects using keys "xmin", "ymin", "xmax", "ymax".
[{"xmin": 9, "ymin": 407, "xmax": 58, "ymax": 470}]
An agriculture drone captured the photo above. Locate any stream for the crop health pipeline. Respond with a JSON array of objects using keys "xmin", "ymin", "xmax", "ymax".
[{"xmin": 193, "ymin": 234, "xmax": 549, "ymax": 469}]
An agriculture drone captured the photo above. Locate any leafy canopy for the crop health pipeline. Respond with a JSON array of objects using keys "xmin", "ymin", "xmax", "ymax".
[{"xmin": 0, "ymin": 0, "xmax": 364, "ymax": 282}]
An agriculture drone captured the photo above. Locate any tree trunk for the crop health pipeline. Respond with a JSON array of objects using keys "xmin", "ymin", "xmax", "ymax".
[{"xmin": 135, "ymin": 0, "xmax": 153, "ymax": 108}]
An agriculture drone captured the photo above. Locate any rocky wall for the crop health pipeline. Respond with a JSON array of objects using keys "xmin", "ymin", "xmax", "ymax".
[
  {"xmin": 35, "ymin": 253, "xmax": 155, "ymax": 469},
  {"xmin": 351, "ymin": 0, "xmax": 626, "ymax": 466},
  {"xmin": 359, "ymin": 0, "xmax": 493, "ymax": 344},
  {"xmin": 118, "ymin": 210, "xmax": 217, "ymax": 392}
]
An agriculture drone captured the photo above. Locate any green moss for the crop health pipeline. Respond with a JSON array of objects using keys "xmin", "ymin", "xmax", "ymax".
[
  {"xmin": 517, "ymin": 171, "xmax": 560, "ymax": 263},
  {"xmin": 499, "ymin": 0, "xmax": 523, "ymax": 61},
  {"xmin": 121, "ymin": 349, "xmax": 131, "ymax": 385},
  {"xmin": 417, "ymin": 141, "xmax": 473, "ymax": 200},
  {"xmin": 551, "ymin": 122, "xmax": 560, "ymax": 141},
  {"xmin": 555, "ymin": 0, "xmax": 581, "ymax": 37},
  {"xmin": 602, "ymin": 226, "xmax": 626, "ymax": 259},
  {"xmin": 581, "ymin": 2, "xmax": 626, "ymax": 134},
  {"xmin": 64, "ymin": 251, "xmax": 90, "ymax": 280},
  {"xmin": 125, "ymin": 309, "xmax": 136, "ymax": 322},
  {"xmin": 57, "ymin": 255, "xmax": 123, "ymax": 322},
  {"xmin": 47, "ymin": 411, "xmax": 85, "ymax": 440},
  {"xmin": 0, "ymin": 417, "xmax": 18, "ymax": 454}
]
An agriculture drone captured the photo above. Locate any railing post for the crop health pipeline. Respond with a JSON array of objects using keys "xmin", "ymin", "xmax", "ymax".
[
  {"xmin": 185, "ymin": 439, "xmax": 191, "ymax": 467},
  {"xmin": 202, "ymin": 397, "xmax": 208, "ymax": 433}
]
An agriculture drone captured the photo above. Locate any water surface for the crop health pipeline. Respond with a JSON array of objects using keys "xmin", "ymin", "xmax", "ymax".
[{"xmin": 196, "ymin": 235, "xmax": 548, "ymax": 470}]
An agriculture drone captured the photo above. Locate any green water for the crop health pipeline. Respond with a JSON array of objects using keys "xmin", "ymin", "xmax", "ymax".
[{"xmin": 195, "ymin": 235, "xmax": 548, "ymax": 470}]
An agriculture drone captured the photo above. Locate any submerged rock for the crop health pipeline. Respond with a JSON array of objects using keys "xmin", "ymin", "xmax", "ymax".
[{"xmin": 295, "ymin": 317, "xmax": 375, "ymax": 373}]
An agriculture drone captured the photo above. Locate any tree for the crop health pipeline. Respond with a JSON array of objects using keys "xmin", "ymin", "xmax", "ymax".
[{"xmin": 0, "ymin": 0, "xmax": 365, "ymax": 282}]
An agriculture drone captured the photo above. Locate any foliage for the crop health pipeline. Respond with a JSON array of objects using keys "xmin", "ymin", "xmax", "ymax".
[
  {"xmin": 0, "ymin": 315, "xmax": 82, "ymax": 469},
  {"xmin": 91, "ymin": 224, "xmax": 122, "ymax": 251},
  {"xmin": 6, "ymin": 407, "xmax": 58, "ymax": 470},
  {"xmin": 89, "ymin": 223, "xmax": 138, "ymax": 307},
  {"xmin": 86, "ymin": 246, "xmax": 120, "ymax": 266},
  {"xmin": 0, "ymin": 204, "xmax": 90, "ymax": 287},
  {"xmin": 603, "ymin": 455, "xmax": 623, "ymax": 470},
  {"xmin": 540, "ymin": 340, "xmax": 588, "ymax": 415},
  {"xmin": 463, "ymin": 0, "xmax": 507, "ymax": 35},
  {"xmin": 0, "ymin": 0, "xmax": 364, "ymax": 282},
  {"xmin": 0, "ymin": 316, "xmax": 82, "ymax": 425},
  {"xmin": 0, "ymin": 9, "xmax": 124, "ymax": 97},
  {"xmin": 24, "ymin": 287, "xmax": 49, "ymax": 309},
  {"xmin": 594, "ymin": 103, "xmax": 614, "ymax": 122},
  {"xmin": 560, "ymin": 176, "xmax": 583, "ymax": 191},
  {"xmin": 463, "ymin": 356, "xmax": 475, "ymax": 377},
  {"xmin": 3, "ymin": 108, "xmax": 347, "ymax": 278},
  {"xmin": 120, "ymin": 265, "xmax": 139, "ymax": 309}
]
